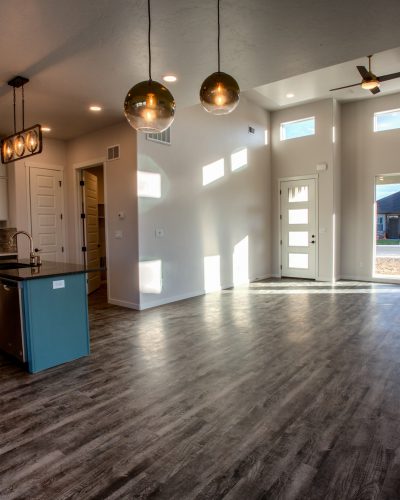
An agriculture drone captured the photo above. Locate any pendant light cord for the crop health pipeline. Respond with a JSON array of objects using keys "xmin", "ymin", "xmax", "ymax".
[
  {"xmin": 22, "ymin": 84, "xmax": 25, "ymax": 131},
  {"xmin": 217, "ymin": 0, "xmax": 221, "ymax": 72},
  {"xmin": 148, "ymin": 0, "xmax": 152, "ymax": 81},
  {"xmin": 13, "ymin": 86, "xmax": 16, "ymax": 134}
]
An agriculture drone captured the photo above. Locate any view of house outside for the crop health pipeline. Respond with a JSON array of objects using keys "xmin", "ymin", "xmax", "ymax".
[{"xmin": 376, "ymin": 177, "xmax": 400, "ymax": 276}]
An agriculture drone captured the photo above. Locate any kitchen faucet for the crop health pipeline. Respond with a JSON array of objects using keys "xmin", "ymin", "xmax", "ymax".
[{"xmin": 9, "ymin": 231, "xmax": 41, "ymax": 266}]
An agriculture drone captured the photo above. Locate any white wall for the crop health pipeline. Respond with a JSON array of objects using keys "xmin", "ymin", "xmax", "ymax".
[
  {"xmin": 137, "ymin": 97, "xmax": 271, "ymax": 309},
  {"xmin": 333, "ymin": 99, "xmax": 341, "ymax": 280},
  {"xmin": 341, "ymin": 93, "xmax": 400, "ymax": 280},
  {"xmin": 270, "ymin": 99, "xmax": 339, "ymax": 280},
  {"xmin": 67, "ymin": 121, "xmax": 140, "ymax": 308}
]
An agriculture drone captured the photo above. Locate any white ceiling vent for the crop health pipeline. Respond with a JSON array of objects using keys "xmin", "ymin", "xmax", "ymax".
[
  {"xmin": 146, "ymin": 128, "xmax": 171, "ymax": 145},
  {"xmin": 107, "ymin": 145, "xmax": 120, "ymax": 161}
]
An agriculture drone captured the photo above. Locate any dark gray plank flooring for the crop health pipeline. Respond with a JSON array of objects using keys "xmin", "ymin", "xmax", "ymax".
[{"xmin": 1, "ymin": 279, "xmax": 400, "ymax": 499}]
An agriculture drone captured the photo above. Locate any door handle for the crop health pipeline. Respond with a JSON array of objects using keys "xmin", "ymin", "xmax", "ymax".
[{"xmin": 34, "ymin": 248, "xmax": 42, "ymax": 252}]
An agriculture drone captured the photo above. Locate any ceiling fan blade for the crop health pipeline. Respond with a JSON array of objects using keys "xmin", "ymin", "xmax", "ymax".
[
  {"xmin": 330, "ymin": 82, "xmax": 360, "ymax": 91},
  {"xmin": 370, "ymin": 86, "xmax": 380, "ymax": 95},
  {"xmin": 378, "ymin": 72, "xmax": 400, "ymax": 82},
  {"xmin": 357, "ymin": 65, "xmax": 372, "ymax": 80}
]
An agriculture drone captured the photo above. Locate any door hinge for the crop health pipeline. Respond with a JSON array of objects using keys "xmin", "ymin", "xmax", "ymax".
[
  {"xmin": 61, "ymin": 246, "xmax": 64, "ymax": 253},
  {"xmin": 59, "ymin": 180, "xmax": 62, "ymax": 187},
  {"xmin": 80, "ymin": 180, "xmax": 85, "ymax": 186},
  {"xmin": 280, "ymin": 264, "xmax": 282, "ymax": 270},
  {"xmin": 280, "ymin": 189, "xmax": 282, "ymax": 195},
  {"xmin": 81, "ymin": 213, "xmax": 86, "ymax": 219},
  {"xmin": 60, "ymin": 213, "xmax": 63, "ymax": 220},
  {"xmin": 280, "ymin": 214, "xmax": 282, "ymax": 220},
  {"xmin": 82, "ymin": 246, "xmax": 87, "ymax": 252},
  {"xmin": 280, "ymin": 240, "xmax": 282, "ymax": 245}
]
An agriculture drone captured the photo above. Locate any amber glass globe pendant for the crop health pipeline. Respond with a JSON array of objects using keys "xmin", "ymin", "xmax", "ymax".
[
  {"xmin": 200, "ymin": 0, "xmax": 240, "ymax": 115},
  {"xmin": 124, "ymin": 0, "xmax": 175, "ymax": 133}
]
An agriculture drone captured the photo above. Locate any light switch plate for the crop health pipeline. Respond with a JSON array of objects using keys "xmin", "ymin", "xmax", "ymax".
[{"xmin": 115, "ymin": 230, "xmax": 123, "ymax": 239}]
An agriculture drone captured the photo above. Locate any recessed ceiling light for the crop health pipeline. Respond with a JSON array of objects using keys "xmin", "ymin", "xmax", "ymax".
[
  {"xmin": 89, "ymin": 105, "xmax": 102, "ymax": 112},
  {"xmin": 41, "ymin": 126, "xmax": 51, "ymax": 132},
  {"xmin": 286, "ymin": 93, "xmax": 295, "ymax": 98},
  {"xmin": 163, "ymin": 75, "xmax": 177, "ymax": 83}
]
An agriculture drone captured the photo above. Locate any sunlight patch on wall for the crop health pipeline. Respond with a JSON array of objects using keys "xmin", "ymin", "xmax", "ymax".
[
  {"xmin": 233, "ymin": 236, "xmax": 249, "ymax": 285},
  {"xmin": 139, "ymin": 260, "xmax": 162, "ymax": 294},
  {"xmin": 202, "ymin": 159, "xmax": 224, "ymax": 186},
  {"xmin": 264, "ymin": 129, "xmax": 269, "ymax": 145},
  {"xmin": 137, "ymin": 171, "xmax": 161, "ymax": 198},
  {"xmin": 204, "ymin": 255, "xmax": 221, "ymax": 292},
  {"xmin": 231, "ymin": 148, "xmax": 248, "ymax": 172}
]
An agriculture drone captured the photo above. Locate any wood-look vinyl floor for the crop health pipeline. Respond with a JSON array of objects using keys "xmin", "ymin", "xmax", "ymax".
[{"xmin": 1, "ymin": 279, "xmax": 400, "ymax": 499}]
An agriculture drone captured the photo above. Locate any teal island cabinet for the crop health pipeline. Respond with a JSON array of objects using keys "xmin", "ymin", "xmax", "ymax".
[{"xmin": 0, "ymin": 261, "xmax": 97, "ymax": 373}]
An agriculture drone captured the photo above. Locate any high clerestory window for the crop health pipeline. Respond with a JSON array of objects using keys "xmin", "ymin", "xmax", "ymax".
[
  {"xmin": 374, "ymin": 109, "xmax": 400, "ymax": 132},
  {"xmin": 280, "ymin": 117, "xmax": 315, "ymax": 141}
]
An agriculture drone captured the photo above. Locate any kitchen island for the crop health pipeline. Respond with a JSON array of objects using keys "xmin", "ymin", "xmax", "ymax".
[{"xmin": 0, "ymin": 260, "xmax": 98, "ymax": 373}]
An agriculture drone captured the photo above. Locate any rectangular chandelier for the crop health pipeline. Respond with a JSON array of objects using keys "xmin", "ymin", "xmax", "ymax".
[
  {"xmin": 1, "ymin": 124, "xmax": 43, "ymax": 164},
  {"xmin": 0, "ymin": 76, "xmax": 43, "ymax": 165}
]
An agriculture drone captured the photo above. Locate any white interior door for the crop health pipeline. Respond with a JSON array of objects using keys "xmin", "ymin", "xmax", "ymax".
[
  {"xmin": 281, "ymin": 178, "xmax": 317, "ymax": 279},
  {"xmin": 83, "ymin": 171, "xmax": 101, "ymax": 294},
  {"xmin": 30, "ymin": 167, "xmax": 64, "ymax": 262}
]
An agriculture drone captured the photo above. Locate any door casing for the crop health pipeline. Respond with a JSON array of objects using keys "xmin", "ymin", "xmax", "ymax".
[
  {"xmin": 278, "ymin": 174, "xmax": 319, "ymax": 279},
  {"xmin": 26, "ymin": 163, "xmax": 66, "ymax": 263}
]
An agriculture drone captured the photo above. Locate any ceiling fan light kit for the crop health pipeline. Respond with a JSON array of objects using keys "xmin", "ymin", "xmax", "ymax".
[
  {"xmin": 1, "ymin": 76, "xmax": 43, "ymax": 164},
  {"xmin": 361, "ymin": 78, "xmax": 380, "ymax": 90},
  {"xmin": 330, "ymin": 54, "xmax": 400, "ymax": 95},
  {"xmin": 124, "ymin": 0, "xmax": 176, "ymax": 133}
]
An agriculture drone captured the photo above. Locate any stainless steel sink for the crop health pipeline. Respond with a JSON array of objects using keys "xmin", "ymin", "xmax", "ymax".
[{"xmin": 0, "ymin": 263, "xmax": 34, "ymax": 270}]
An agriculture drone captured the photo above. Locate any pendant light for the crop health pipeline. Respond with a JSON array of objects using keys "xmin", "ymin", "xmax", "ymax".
[
  {"xmin": 124, "ymin": 0, "xmax": 175, "ymax": 133},
  {"xmin": 200, "ymin": 0, "xmax": 240, "ymax": 115},
  {"xmin": 1, "ymin": 76, "xmax": 43, "ymax": 164}
]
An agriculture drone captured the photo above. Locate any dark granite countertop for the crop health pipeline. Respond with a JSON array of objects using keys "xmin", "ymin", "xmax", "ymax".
[{"xmin": 0, "ymin": 259, "xmax": 102, "ymax": 282}]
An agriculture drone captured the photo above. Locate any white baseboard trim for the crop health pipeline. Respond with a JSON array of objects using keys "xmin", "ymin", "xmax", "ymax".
[
  {"xmin": 139, "ymin": 289, "xmax": 206, "ymax": 310},
  {"xmin": 340, "ymin": 274, "xmax": 400, "ymax": 285},
  {"xmin": 138, "ymin": 274, "xmax": 273, "ymax": 310},
  {"xmin": 108, "ymin": 297, "xmax": 140, "ymax": 310},
  {"xmin": 251, "ymin": 274, "xmax": 273, "ymax": 281}
]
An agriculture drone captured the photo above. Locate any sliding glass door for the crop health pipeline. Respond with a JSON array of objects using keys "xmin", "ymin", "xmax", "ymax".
[{"xmin": 375, "ymin": 174, "xmax": 400, "ymax": 277}]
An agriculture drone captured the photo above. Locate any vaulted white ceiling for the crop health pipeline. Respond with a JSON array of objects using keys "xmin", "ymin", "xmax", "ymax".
[
  {"xmin": 1, "ymin": 0, "xmax": 400, "ymax": 139},
  {"xmin": 245, "ymin": 47, "xmax": 400, "ymax": 109}
]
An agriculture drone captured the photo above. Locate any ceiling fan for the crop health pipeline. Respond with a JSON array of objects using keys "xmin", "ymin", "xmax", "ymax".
[{"xmin": 330, "ymin": 55, "xmax": 400, "ymax": 95}]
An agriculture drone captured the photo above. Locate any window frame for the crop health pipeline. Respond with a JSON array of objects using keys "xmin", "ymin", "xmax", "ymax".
[
  {"xmin": 373, "ymin": 108, "xmax": 400, "ymax": 133},
  {"xmin": 280, "ymin": 116, "xmax": 315, "ymax": 141}
]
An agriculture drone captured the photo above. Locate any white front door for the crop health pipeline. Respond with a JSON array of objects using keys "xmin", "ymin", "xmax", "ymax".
[
  {"xmin": 281, "ymin": 178, "xmax": 317, "ymax": 279},
  {"xmin": 29, "ymin": 167, "xmax": 64, "ymax": 262},
  {"xmin": 83, "ymin": 171, "xmax": 101, "ymax": 294}
]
